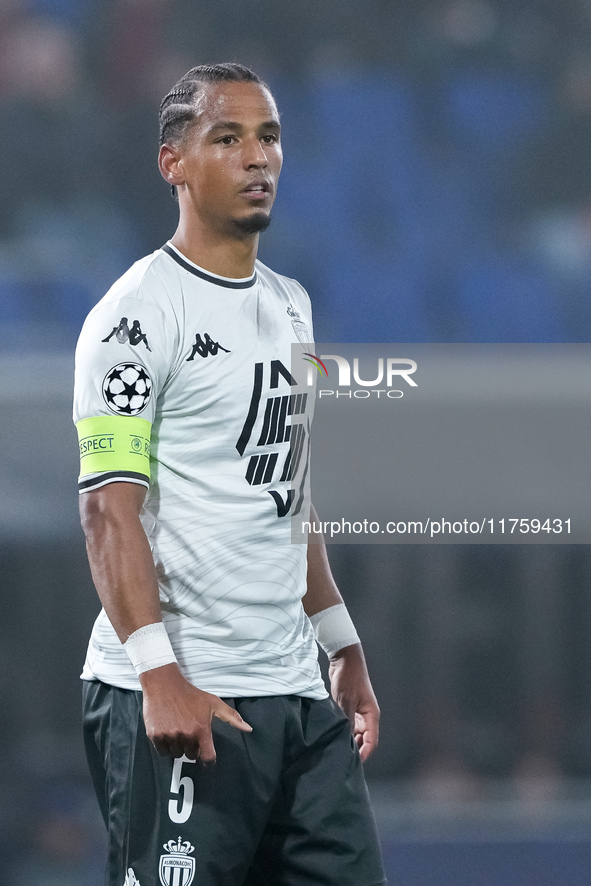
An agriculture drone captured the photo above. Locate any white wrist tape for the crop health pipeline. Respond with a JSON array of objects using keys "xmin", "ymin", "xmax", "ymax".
[
  {"xmin": 309, "ymin": 603, "xmax": 360, "ymax": 657},
  {"xmin": 123, "ymin": 623, "xmax": 178, "ymax": 676}
]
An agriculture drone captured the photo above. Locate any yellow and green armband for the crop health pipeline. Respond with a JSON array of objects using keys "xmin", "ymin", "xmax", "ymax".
[{"xmin": 76, "ymin": 415, "xmax": 151, "ymax": 493}]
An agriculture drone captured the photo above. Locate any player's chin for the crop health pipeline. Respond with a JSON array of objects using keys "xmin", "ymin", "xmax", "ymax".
[{"xmin": 231, "ymin": 210, "xmax": 272, "ymax": 235}]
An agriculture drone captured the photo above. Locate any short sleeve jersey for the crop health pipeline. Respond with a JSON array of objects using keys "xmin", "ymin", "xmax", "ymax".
[{"xmin": 73, "ymin": 243, "xmax": 326, "ymax": 699}]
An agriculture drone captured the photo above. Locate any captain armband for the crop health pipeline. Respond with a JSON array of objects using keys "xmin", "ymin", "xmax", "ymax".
[
  {"xmin": 309, "ymin": 603, "xmax": 360, "ymax": 657},
  {"xmin": 76, "ymin": 415, "xmax": 152, "ymax": 493},
  {"xmin": 123, "ymin": 623, "xmax": 178, "ymax": 676}
]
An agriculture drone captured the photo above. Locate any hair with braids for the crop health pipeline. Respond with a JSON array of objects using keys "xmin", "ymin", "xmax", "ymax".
[{"xmin": 159, "ymin": 63, "xmax": 269, "ymax": 198}]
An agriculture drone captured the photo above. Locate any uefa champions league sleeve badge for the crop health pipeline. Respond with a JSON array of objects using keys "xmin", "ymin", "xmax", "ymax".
[{"xmin": 102, "ymin": 363, "xmax": 153, "ymax": 415}]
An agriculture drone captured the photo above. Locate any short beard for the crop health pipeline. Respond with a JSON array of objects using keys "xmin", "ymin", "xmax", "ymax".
[{"xmin": 231, "ymin": 212, "xmax": 272, "ymax": 235}]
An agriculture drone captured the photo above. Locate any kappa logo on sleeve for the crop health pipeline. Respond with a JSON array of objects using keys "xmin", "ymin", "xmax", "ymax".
[
  {"xmin": 123, "ymin": 869, "xmax": 141, "ymax": 886},
  {"xmin": 103, "ymin": 363, "xmax": 153, "ymax": 415},
  {"xmin": 102, "ymin": 317, "xmax": 152, "ymax": 351}
]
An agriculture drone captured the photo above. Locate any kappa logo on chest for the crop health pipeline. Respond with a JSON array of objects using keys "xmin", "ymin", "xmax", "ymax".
[{"xmin": 186, "ymin": 333, "xmax": 231, "ymax": 361}]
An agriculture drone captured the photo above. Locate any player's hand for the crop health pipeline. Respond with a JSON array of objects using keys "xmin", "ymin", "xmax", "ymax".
[
  {"xmin": 139, "ymin": 663, "xmax": 252, "ymax": 762},
  {"xmin": 328, "ymin": 644, "xmax": 380, "ymax": 762}
]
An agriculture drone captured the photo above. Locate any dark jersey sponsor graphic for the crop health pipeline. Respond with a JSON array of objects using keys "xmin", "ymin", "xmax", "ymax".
[
  {"xmin": 236, "ymin": 360, "xmax": 309, "ymax": 518},
  {"xmin": 102, "ymin": 317, "xmax": 152, "ymax": 351},
  {"xmin": 186, "ymin": 333, "xmax": 231, "ymax": 361}
]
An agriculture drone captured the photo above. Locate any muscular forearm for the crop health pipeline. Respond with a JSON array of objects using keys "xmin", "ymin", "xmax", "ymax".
[
  {"xmin": 80, "ymin": 482, "xmax": 161, "ymax": 642},
  {"xmin": 304, "ymin": 505, "xmax": 360, "ymax": 654},
  {"xmin": 79, "ymin": 480, "xmax": 251, "ymax": 760},
  {"xmin": 303, "ymin": 506, "xmax": 380, "ymax": 760},
  {"xmin": 303, "ymin": 505, "xmax": 344, "ymax": 616}
]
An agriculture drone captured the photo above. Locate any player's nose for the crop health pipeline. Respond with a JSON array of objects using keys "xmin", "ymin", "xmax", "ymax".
[{"xmin": 242, "ymin": 136, "xmax": 268, "ymax": 169}]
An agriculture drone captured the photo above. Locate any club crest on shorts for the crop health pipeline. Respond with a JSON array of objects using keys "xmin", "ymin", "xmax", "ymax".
[{"xmin": 159, "ymin": 837, "xmax": 195, "ymax": 886}]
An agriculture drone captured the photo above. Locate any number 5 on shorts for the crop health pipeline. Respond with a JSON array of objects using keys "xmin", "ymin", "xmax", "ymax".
[{"xmin": 168, "ymin": 755, "xmax": 195, "ymax": 823}]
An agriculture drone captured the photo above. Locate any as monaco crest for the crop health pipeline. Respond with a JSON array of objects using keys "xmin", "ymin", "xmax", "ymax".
[{"xmin": 158, "ymin": 837, "xmax": 195, "ymax": 886}]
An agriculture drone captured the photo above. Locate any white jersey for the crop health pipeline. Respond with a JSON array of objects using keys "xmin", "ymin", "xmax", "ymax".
[{"xmin": 74, "ymin": 242, "xmax": 326, "ymax": 699}]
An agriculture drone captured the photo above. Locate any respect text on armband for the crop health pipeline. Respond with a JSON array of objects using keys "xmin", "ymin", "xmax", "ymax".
[
  {"xmin": 79, "ymin": 434, "xmax": 150, "ymax": 459},
  {"xmin": 79, "ymin": 434, "xmax": 115, "ymax": 457},
  {"xmin": 76, "ymin": 415, "xmax": 152, "ymax": 478}
]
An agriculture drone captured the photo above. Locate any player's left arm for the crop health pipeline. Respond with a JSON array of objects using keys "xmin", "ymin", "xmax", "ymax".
[{"xmin": 302, "ymin": 505, "xmax": 380, "ymax": 761}]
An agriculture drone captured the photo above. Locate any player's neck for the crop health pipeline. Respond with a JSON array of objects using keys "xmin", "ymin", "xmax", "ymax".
[{"xmin": 170, "ymin": 217, "xmax": 259, "ymax": 280}]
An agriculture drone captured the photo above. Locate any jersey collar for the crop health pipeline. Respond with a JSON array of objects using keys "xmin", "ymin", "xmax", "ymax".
[{"xmin": 162, "ymin": 243, "xmax": 257, "ymax": 290}]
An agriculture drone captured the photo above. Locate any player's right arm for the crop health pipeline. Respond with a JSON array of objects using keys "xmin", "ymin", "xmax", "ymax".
[
  {"xmin": 74, "ymin": 284, "xmax": 250, "ymax": 762},
  {"xmin": 79, "ymin": 481, "xmax": 251, "ymax": 762}
]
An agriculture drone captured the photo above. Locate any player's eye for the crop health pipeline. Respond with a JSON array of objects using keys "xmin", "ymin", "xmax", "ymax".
[
  {"xmin": 217, "ymin": 135, "xmax": 237, "ymax": 145},
  {"xmin": 262, "ymin": 134, "xmax": 279, "ymax": 144}
]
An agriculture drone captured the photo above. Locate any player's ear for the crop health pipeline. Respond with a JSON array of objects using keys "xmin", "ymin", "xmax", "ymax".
[{"xmin": 158, "ymin": 143, "xmax": 184, "ymax": 190}]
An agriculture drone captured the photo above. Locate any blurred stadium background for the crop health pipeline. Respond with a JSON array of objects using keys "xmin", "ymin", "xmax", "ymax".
[{"xmin": 1, "ymin": 0, "xmax": 591, "ymax": 883}]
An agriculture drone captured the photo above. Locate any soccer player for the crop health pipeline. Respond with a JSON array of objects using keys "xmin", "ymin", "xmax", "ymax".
[{"xmin": 74, "ymin": 63, "xmax": 386, "ymax": 886}]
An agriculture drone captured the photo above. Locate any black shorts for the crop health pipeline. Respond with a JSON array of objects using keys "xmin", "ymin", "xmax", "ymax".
[{"xmin": 83, "ymin": 680, "xmax": 387, "ymax": 886}]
